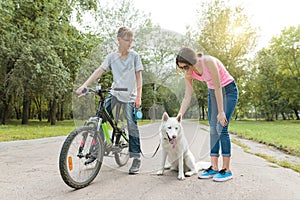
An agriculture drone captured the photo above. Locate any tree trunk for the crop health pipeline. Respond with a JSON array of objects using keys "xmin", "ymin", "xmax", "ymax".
[
  {"xmin": 28, "ymin": 99, "xmax": 32, "ymax": 120},
  {"xmin": 201, "ymin": 105, "xmax": 205, "ymax": 120},
  {"xmin": 1, "ymin": 101, "xmax": 9, "ymax": 125},
  {"xmin": 14, "ymin": 106, "xmax": 21, "ymax": 120},
  {"xmin": 60, "ymin": 101, "xmax": 64, "ymax": 121},
  {"xmin": 57, "ymin": 101, "xmax": 64, "ymax": 121},
  {"xmin": 34, "ymin": 96, "xmax": 42, "ymax": 121},
  {"xmin": 22, "ymin": 92, "xmax": 30, "ymax": 124},
  {"xmin": 0, "ymin": 90, "xmax": 13, "ymax": 124},
  {"xmin": 50, "ymin": 97, "xmax": 57, "ymax": 125},
  {"xmin": 294, "ymin": 108, "xmax": 300, "ymax": 120},
  {"xmin": 48, "ymin": 100, "xmax": 51, "ymax": 123}
]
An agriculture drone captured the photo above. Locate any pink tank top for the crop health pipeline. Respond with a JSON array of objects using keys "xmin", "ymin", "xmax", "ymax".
[{"xmin": 191, "ymin": 57, "xmax": 234, "ymax": 89}]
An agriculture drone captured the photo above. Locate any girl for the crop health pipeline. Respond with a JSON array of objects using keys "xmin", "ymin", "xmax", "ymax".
[{"xmin": 176, "ymin": 47, "xmax": 238, "ymax": 182}]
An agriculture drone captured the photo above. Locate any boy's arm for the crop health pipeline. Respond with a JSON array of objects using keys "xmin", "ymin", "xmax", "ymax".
[
  {"xmin": 135, "ymin": 70, "xmax": 142, "ymax": 108},
  {"xmin": 76, "ymin": 67, "xmax": 105, "ymax": 94}
]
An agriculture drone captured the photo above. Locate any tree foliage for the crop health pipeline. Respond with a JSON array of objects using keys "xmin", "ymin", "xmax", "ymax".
[
  {"xmin": 1, "ymin": 0, "xmax": 299, "ymax": 124},
  {"xmin": 252, "ymin": 26, "xmax": 300, "ymax": 120},
  {"xmin": 0, "ymin": 0, "xmax": 98, "ymax": 124},
  {"xmin": 192, "ymin": 0, "xmax": 258, "ymax": 120}
]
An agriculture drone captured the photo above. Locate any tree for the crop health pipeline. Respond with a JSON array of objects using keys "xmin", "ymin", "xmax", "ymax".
[
  {"xmin": 0, "ymin": 0, "xmax": 98, "ymax": 124},
  {"xmin": 248, "ymin": 26, "xmax": 300, "ymax": 120},
  {"xmin": 269, "ymin": 26, "xmax": 300, "ymax": 120},
  {"xmin": 253, "ymin": 48, "xmax": 281, "ymax": 120},
  {"xmin": 194, "ymin": 0, "xmax": 258, "ymax": 120}
]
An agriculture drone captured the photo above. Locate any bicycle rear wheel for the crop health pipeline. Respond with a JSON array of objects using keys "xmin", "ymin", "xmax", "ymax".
[
  {"xmin": 59, "ymin": 126, "xmax": 104, "ymax": 189},
  {"xmin": 114, "ymin": 126, "xmax": 130, "ymax": 166}
]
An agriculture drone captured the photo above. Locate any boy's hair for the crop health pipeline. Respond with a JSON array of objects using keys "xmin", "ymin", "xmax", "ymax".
[{"xmin": 117, "ymin": 27, "xmax": 133, "ymax": 38}]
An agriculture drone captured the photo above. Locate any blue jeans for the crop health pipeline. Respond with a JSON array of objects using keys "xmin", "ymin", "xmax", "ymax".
[
  {"xmin": 103, "ymin": 94, "xmax": 141, "ymax": 158},
  {"xmin": 208, "ymin": 81, "xmax": 238, "ymax": 157}
]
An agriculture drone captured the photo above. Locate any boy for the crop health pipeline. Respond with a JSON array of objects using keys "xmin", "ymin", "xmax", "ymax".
[{"xmin": 76, "ymin": 27, "xmax": 143, "ymax": 174}]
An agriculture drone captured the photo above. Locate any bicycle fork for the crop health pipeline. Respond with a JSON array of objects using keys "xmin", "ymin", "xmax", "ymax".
[{"xmin": 77, "ymin": 117, "xmax": 103, "ymax": 159}]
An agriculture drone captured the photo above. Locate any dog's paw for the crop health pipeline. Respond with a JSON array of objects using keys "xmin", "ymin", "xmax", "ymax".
[
  {"xmin": 185, "ymin": 171, "xmax": 196, "ymax": 177},
  {"xmin": 177, "ymin": 175, "xmax": 185, "ymax": 180},
  {"xmin": 164, "ymin": 164, "xmax": 171, "ymax": 170},
  {"xmin": 156, "ymin": 170, "xmax": 164, "ymax": 176}
]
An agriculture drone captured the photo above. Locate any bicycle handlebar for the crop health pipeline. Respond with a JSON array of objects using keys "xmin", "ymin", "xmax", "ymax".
[
  {"xmin": 79, "ymin": 87, "xmax": 128, "ymax": 97},
  {"xmin": 112, "ymin": 88, "xmax": 128, "ymax": 91}
]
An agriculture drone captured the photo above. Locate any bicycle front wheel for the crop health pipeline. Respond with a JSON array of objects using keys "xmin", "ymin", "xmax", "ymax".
[{"xmin": 59, "ymin": 126, "xmax": 104, "ymax": 189}]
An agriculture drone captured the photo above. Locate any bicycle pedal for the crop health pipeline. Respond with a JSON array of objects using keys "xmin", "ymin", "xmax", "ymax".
[
  {"xmin": 85, "ymin": 152, "xmax": 92, "ymax": 159},
  {"xmin": 77, "ymin": 152, "xmax": 84, "ymax": 158},
  {"xmin": 84, "ymin": 156, "xmax": 97, "ymax": 165},
  {"xmin": 120, "ymin": 143, "xmax": 128, "ymax": 148},
  {"xmin": 111, "ymin": 146, "xmax": 122, "ymax": 153}
]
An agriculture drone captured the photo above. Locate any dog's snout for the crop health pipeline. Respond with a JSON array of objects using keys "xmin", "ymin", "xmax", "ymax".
[{"xmin": 172, "ymin": 135, "xmax": 176, "ymax": 139}]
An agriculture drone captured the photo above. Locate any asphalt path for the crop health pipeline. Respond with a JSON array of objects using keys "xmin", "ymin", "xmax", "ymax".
[{"xmin": 0, "ymin": 121, "xmax": 300, "ymax": 200}]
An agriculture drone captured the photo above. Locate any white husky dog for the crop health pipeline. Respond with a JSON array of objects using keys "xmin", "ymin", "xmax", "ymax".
[{"xmin": 156, "ymin": 112, "xmax": 209, "ymax": 180}]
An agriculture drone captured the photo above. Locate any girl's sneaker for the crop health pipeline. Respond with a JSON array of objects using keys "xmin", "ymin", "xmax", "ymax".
[
  {"xmin": 198, "ymin": 166, "xmax": 218, "ymax": 179},
  {"xmin": 213, "ymin": 168, "xmax": 233, "ymax": 182}
]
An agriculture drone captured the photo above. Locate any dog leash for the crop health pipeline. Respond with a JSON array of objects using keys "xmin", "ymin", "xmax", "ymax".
[
  {"xmin": 140, "ymin": 127, "xmax": 163, "ymax": 159},
  {"xmin": 140, "ymin": 143, "xmax": 160, "ymax": 159}
]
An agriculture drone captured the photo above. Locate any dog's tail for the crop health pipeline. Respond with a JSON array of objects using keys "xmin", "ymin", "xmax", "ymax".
[{"xmin": 195, "ymin": 161, "xmax": 211, "ymax": 171}]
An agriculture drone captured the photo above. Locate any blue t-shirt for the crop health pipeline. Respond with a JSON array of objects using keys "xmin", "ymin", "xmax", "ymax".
[{"xmin": 100, "ymin": 50, "xmax": 143, "ymax": 102}]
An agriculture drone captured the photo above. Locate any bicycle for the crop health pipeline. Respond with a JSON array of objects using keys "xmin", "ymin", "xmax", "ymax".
[{"xmin": 59, "ymin": 84, "xmax": 130, "ymax": 189}]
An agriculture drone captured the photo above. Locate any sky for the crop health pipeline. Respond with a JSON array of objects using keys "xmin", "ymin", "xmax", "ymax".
[{"xmin": 132, "ymin": 0, "xmax": 300, "ymax": 49}]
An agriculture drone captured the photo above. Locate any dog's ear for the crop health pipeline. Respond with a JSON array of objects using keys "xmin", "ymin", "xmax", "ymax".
[
  {"xmin": 176, "ymin": 113, "xmax": 182, "ymax": 123},
  {"xmin": 162, "ymin": 112, "xmax": 169, "ymax": 121}
]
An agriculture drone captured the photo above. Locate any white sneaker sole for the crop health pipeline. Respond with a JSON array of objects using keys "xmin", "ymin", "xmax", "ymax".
[
  {"xmin": 213, "ymin": 176, "xmax": 233, "ymax": 182},
  {"xmin": 198, "ymin": 174, "xmax": 216, "ymax": 179}
]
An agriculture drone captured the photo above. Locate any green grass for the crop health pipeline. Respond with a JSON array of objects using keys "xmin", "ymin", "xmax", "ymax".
[
  {"xmin": 229, "ymin": 120, "xmax": 300, "ymax": 173},
  {"xmin": 228, "ymin": 120, "xmax": 300, "ymax": 157},
  {"xmin": 231, "ymin": 138, "xmax": 250, "ymax": 153},
  {"xmin": 199, "ymin": 119, "xmax": 300, "ymax": 157},
  {"xmin": 0, "ymin": 119, "xmax": 152, "ymax": 142},
  {"xmin": 0, "ymin": 120, "xmax": 76, "ymax": 142},
  {"xmin": 254, "ymin": 152, "xmax": 277, "ymax": 163}
]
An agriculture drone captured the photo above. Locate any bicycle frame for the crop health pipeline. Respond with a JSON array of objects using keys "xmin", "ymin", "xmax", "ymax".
[{"xmin": 90, "ymin": 88, "xmax": 129, "ymax": 149}]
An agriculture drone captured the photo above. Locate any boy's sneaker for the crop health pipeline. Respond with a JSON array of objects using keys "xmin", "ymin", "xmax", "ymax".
[
  {"xmin": 198, "ymin": 166, "xmax": 218, "ymax": 179},
  {"xmin": 213, "ymin": 168, "xmax": 233, "ymax": 182},
  {"xmin": 129, "ymin": 158, "xmax": 141, "ymax": 175}
]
